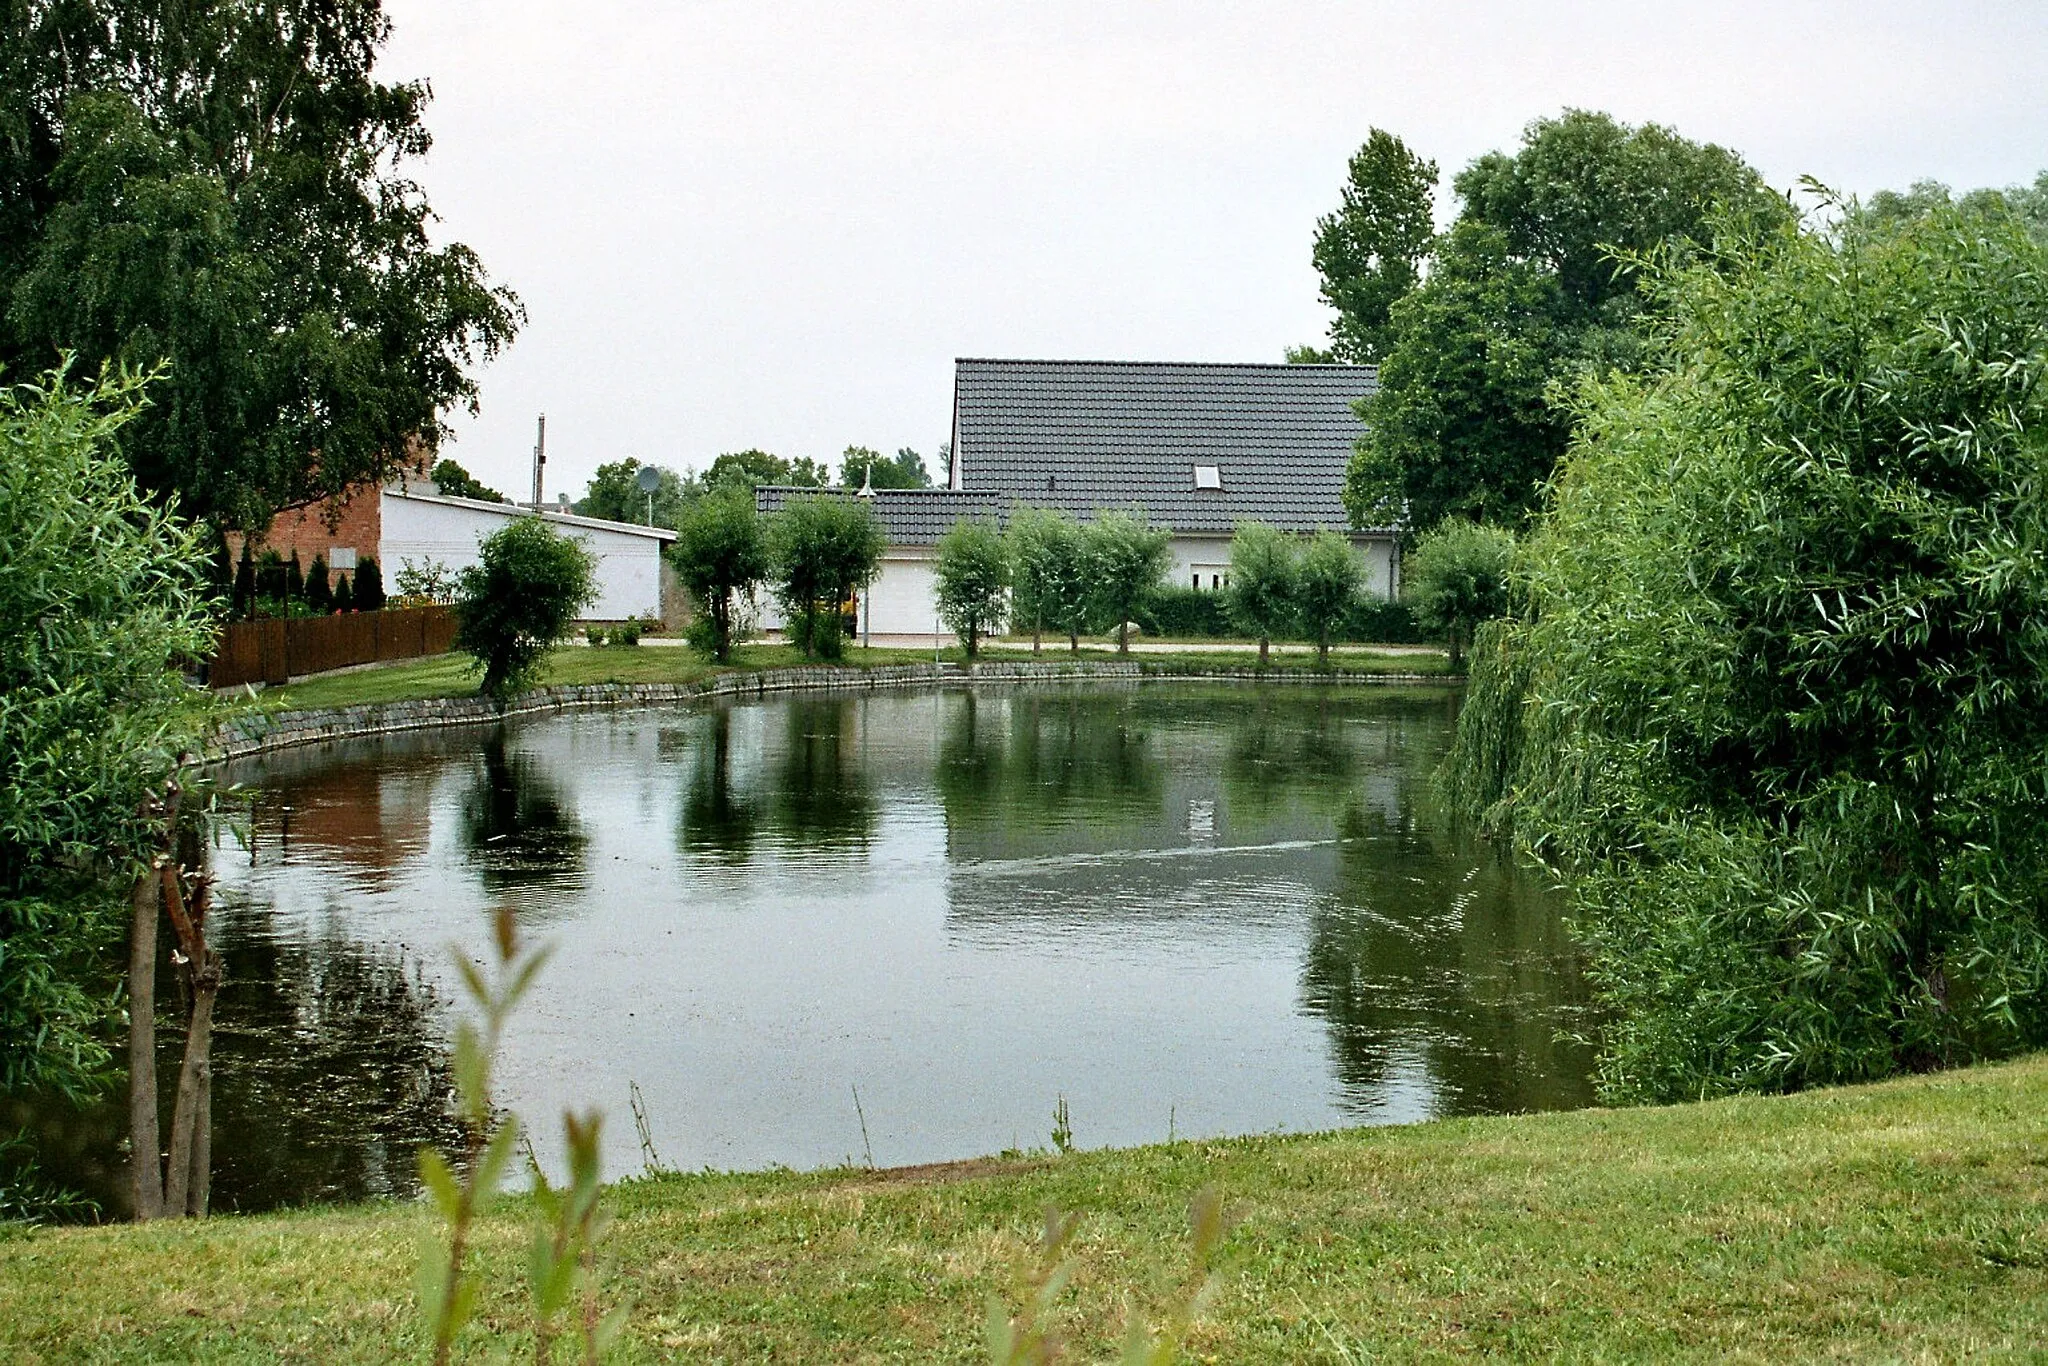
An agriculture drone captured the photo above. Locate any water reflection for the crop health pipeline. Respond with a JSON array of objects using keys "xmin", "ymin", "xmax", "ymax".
[
  {"xmin": 461, "ymin": 735, "xmax": 588, "ymax": 891},
  {"xmin": 15, "ymin": 683, "xmax": 1593, "ymax": 1208}
]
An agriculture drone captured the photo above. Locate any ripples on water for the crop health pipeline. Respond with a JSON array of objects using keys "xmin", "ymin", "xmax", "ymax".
[{"xmin": 25, "ymin": 682, "xmax": 1594, "ymax": 1214}]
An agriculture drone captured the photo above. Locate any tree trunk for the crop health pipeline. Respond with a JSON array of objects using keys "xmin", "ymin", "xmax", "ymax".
[
  {"xmin": 1258, "ymin": 636, "xmax": 1269, "ymax": 667},
  {"xmin": 186, "ymin": 1062, "xmax": 212, "ymax": 1218},
  {"xmin": 127, "ymin": 870, "xmax": 163, "ymax": 1222},
  {"xmin": 1118, "ymin": 619, "xmax": 1129, "ymax": 655},
  {"xmin": 966, "ymin": 625, "xmax": 978, "ymax": 660},
  {"xmin": 162, "ymin": 956, "xmax": 219, "ymax": 1217},
  {"xmin": 1449, "ymin": 625, "xmax": 1464, "ymax": 671},
  {"xmin": 1318, "ymin": 634, "xmax": 1331, "ymax": 668},
  {"xmin": 1069, "ymin": 629, "xmax": 1079, "ymax": 655},
  {"xmin": 1032, "ymin": 616, "xmax": 1042, "ymax": 654}
]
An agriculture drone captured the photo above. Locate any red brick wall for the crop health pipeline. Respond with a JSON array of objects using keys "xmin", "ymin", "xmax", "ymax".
[{"xmin": 227, "ymin": 485, "xmax": 382, "ymax": 577}]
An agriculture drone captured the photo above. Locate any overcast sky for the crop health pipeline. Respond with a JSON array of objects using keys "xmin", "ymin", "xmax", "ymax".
[{"xmin": 378, "ymin": 0, "xmax": 2048, "ymax": 501}]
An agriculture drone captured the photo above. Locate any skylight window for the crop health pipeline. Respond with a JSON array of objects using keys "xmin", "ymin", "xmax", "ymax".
[{"xmin": 1192, "ymin": 464, "xmax": 1223, "ymax": 490}]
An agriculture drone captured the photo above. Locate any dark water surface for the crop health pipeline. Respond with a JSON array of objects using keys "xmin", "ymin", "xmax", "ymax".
[{"xmin": 41, "ymin": 682, "xmax": 1598, "ymax": 1213}]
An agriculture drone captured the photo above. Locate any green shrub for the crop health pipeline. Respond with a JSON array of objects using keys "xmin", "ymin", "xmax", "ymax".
[
  {"xmin": 671, "ymin": 489, "xmax": 768, "ymax": 662},
  {"xmin": 1341, "ymin": 596, "xmax": 1423, "ymax": 644},
  {"xmin": 1448, "ymin": 193, "xmax": 2048, "ymax": 1102},
  {"xmin": 455, "ymin": 518, "xmax": 596, "ymax": 697},
  {"xmin": 1293, "ymin": 532, "xmax": 1363, "ymax": 666},
  {"xmin": 768, "ymin": 495, "xmax": 882, "ymax": 660},
  {"xmin": 1083, "ymin": 510, "xmax": 1171, "ymax": 654},
  {"xmin": 354, "ymin": 555, "xmax": 385, "ymax": 611},
  {"xmin": 305, "ymin": 554, "xmax": 332, "ymax": 612},
  {"xmin": 934, "ymin": 517, "xmax": 1010, "ymax": 658},
  {"xmin": 1008, "ymin": 505, "xmax": 1090, "ymax": 652},
  {"xmin": 1402, "ymin": 520, "xmax": 1515, "ymax": 667},
  {"xmin": 616, "ymin": 619, "xmax": 640, "ymax": 647},
  {"xmin": 0, "ymin": 366, "xmax": 215, "ymax": 1102},
  {"xmin": 1224, "ymin": 522, "xmax": 1299, "ymax": 662},
  {"xmin": 1137, "ymin": 585, "xmax": 1232, "ymax": 639}
]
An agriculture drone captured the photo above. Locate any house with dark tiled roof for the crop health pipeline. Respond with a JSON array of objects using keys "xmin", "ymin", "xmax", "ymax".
[{"xmin": 756, "ymin": 358, "xmax": 1394, "ymax": 638}]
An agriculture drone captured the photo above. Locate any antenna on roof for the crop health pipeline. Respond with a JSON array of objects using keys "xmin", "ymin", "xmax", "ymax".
[{"xmin": 530, "ymin": 413, "xmax": 547, "ymax": 509}]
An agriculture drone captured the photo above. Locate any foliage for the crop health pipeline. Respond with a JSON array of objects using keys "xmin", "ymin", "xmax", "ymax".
[
  {"xmin": 528, "ymin": 1108, "xmax": 626, "ymax": 1365},
  {"xmin": 0, "ymin": 365, "xmax": 215, "ymax": 1102},
  {"xmin": 1448, "ymin": 193, "xmax": 2048, "ymax": 1102},
  {"xmin": 768, "ymin": 495, "xmax": 883, "ymax": 660},
  {"xmin": 284, "ymin": 550, "xmax": 303, "ymax": 603},
  {"xmin": 1007, "ymin": 505, "xmax": 1091, "ymax": 652},
  {"xmin": 2, "ymin": 8, "xmax": 521, "ymax": 535},
  {"xmin": 1403, "ymin": 520, "xmax": 1514, "ymax": 667},
  {"xmin": 577, "ymin": 457, "xmax": 691, "ymax": 528},
  {"xmin": 332, "ymin": 571, "xmax": 352, "ymax": 611},
  {"xmin": 1082, "ymin": 511, "xmax": 1171, "ymax": 655},
  {"xmin": 1310, "ymin": 128, "xmax": 1439, "ymax": 364},
  {"xmin": 391, "ymin": 557, "xmax": 459, "ymax": 605},
  {"xmin": 838, "ymin": 445, "xmax": 932, "ymax": 490},
  {"xmin": 415, "ymin": 908, "xmax": 545, "ymax": 1365},
  {"xmin": 231, "ymin": 541, "xmax": 254, "ymax": 618},
  {"xmin": 430, "ymin": 459, "xmax": 505, "ymax": 504},
  {"xmin": 353, "ymin": 556, "xmax": 385, "ymax": 611},
  {"xmin": 1292, "ymin": 533, "xmax": 1362, "ymax": 665},
  {"xmin": 1346, "ymin": 109, "xmax": 1779, "ymax": 532},
  {"xmin": 1224, "ymin": 523, "xmax": 1299, "ymax": 661},
  {"xmin": 704, "ymin": 448, "xmax": 829, "ymax": 494},
  {"xmin": 454, "ymin": 519, "xmax": 595, "ymax": 698},
  {"xmin": 934, "ymin": 518, "xmax": 1010, "ymax": 658},
  {"xmin": 1343, "ymin": 596, "xmax": 1422, "ymax": 645},
  {"xmin": 304, "ymin": 554, "xmax": 331, "ymax": 612},
  {"xmin": 1135, "ymin": 586, "xmax": 1231, "ymax": 639},
  {"xmin": 671, "ymin": 489, "xmax": 768, "ymax": 662}
]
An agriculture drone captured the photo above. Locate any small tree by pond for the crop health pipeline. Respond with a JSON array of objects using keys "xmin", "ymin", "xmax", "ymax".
[
  {"xmin": 455, "ymin": 517, "xmax": 596, "ymax": 698},
  {"xmin": 1403, "ymin": 520, "xmax": 1514, "ymax": 669},
  {"xmin": 671, "ymin": 488, "xmax": 769, "ymax": 662},
  {"xmin": 0, "ymin": 365, "xmax": 221, "ymax": 1220},
  {"xmin": 1224, "ymin": 522, "xmax": 1299, "ymax": 665},
  {"xmin": 934, "ymin": 517, "xmax": 1010, "ymax": 658},
  {"xmin": 1009, "ymin": 505, "xmax": 1090, "ymax": 654},
  {"xmin": 1293, "ymin": 531, "xmax": 1363, "ymax": 666},
  {"xmin": 1083, "ymin": 510, "xmax": 1171, "ymax": 654},
  {"xmin": 769, "ymin": 495, "xmax": 883, "ymax": 660}
]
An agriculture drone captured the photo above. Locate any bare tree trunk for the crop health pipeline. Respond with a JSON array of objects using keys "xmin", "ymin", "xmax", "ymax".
[
  {"xmin": 163, "ymin": 961, "xmax": 218, "ymax": 1217},
  {"xmin": 186, "ymin": 1064, "xmax": 212, "ymax": 1218},
  {"xmin": 1032, "ymin": 616, "xmax": 1042, "ymax": 654},
  {"xmin": 126, "ymin": 870, "xmax": 163, "ymax": 1222},
  {"xmin": 1118, "ymin": 619, "xmax": 1129, "ymax": 655},
  {"xmin": 1259, "ymin": 636, "xmax": 1269, "ymax": 667}
]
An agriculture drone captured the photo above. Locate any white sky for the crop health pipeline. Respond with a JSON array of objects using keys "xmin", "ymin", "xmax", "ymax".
[{"xmin": 378, "ymin": 0, "xmax": 2048, "ymax": 500}]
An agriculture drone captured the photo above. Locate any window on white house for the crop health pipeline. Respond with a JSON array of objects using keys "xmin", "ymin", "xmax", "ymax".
[
  {"xmin": 1192, "ymin": 464, "xmax": 1222, "ymax": 490},
  {"xmin": 1192, "ymin": 571, "xmax": 1200, "ymax": 590},
  {"xmin": 1211, "ymin": 574, "xmax": 1221, "ymax": 591}
]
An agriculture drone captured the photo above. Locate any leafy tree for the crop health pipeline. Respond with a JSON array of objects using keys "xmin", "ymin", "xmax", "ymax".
[
  {"xmin": 454, "ymin": 518, "xmax": 595, "ymax": 697},
  {"xmin": 1083, "ymin": 510, "xmax": 1170, "ymax": 655},
  {"xmin": 837, "ymin": 445, "xmax": 932, "ymax": 490},
  {"xmin": 1311, "ymin": 129, "xmax": 1439, "ymax": 364},
  {"xmin": 1345, "ymin": 109, "xmax": 1780, "ymax": 533},
  {"xmin": 431, "ymin": 459, "xmax": 506, "ymax": 504},
  {"xmin": 1008, "ymin": 504, "xmax": 1089, "ymax": 653},
  {"xmin": 1446, "ymin": 194, "xmax": 2048, "ymax": 1103},
  {"xmin": 2, "ymin": 5, "xmax": 522, "ymax": 539},
  {"xmin": 671, "ymin": 489, "xmax": 769, "ymax": 662},
  {"xmin": 768, "ymin": 495, "xmax": 883, "ymax": 660},
  {"xmin": 1224, "ymin": 522, "xmax": 1299, "ymax": 665},
  {"xmin": 576, "ymin": 457, "xmax": 693, "ymax": 528},
  {"xmin": 305, "ymin": 553, "xmax": 332, "ymax": 612},
  {"xmin": 1863, "ymin": 171, "xmax": 2048, "ymax": 245},
  {"xmin": 934, "ymin": 517, "xmax": 1009, "ymax": 658},
  {"xmin": 354, "ymin": 555, "xmax": 385, "ymax": 610},
  {"xmin": 1293, "ymin": 532, "xmax": 1362, "ymax": 666},
  {"xmin": 1403, "ymin": 520, "xmax": 1514, "ymax": 668},
  {"xmin": 704, "ymin": 448, "xmax": 829, "ymax": 494},
  {"xmin": 0, "ymin": 365, "xmax": 214, "ymax": 1106},
  {"xmin": 284, "ymin": 549, "xmax": 304, "ymax": 603},
  {"xmin": 1345, "ymin": 221, "xmax": 1570, "ymax": 529}
]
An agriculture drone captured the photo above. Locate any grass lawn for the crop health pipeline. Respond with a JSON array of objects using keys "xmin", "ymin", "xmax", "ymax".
[
  {"xmin": 4, "ymin": 1056, "xmax": 2047, "ymax": 1361},
  {"xmin": 251, "ymin": 641, "xmax": 1452, "ymax": 714}
]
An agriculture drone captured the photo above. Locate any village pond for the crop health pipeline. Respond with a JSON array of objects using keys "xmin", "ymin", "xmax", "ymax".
[{"xmin": 26, "ymin": 682, "xmax": 1597, "ymax": 1213}]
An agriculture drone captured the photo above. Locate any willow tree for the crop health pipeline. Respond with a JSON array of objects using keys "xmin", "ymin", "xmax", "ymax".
[{"xmin": 1448, "ymin": 191, "xmax": 2048, "ymax": 1103}]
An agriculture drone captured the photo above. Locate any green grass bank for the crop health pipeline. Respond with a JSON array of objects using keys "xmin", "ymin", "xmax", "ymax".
[
  {"xmin": 5, "ymin": 1056, "xmax": 2047, "ymax": 1361},
  {"xmin": 250, "ymin": 640, "xmax": 1455, "ymax": 713}
]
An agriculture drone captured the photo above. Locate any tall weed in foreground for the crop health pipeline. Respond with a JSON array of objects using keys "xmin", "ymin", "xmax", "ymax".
[
  {"xmin": 987, "ymin": 1186, "xmax": 1236, "ymax": 1365},
  {"xmin": 416, "ymin": 908, "xmax": 547, "ymax": 1364}
]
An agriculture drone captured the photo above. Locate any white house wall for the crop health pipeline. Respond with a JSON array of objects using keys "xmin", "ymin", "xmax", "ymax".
[
  {"xmin": 1167, "ymin": 534, "xmax": 1398, "ymax": 599},
  {"xmin": 379, "ymin": 495, "xmax": 667, "ymax": 620}
]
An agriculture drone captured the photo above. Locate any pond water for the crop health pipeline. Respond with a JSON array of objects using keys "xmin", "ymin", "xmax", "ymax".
[{"xmin": 29, "ymin": 682, "xmax": 1596, "ymax": 1214}]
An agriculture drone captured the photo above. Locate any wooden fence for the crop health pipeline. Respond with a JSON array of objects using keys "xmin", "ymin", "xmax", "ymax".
[{"xmin": 208, "ymin": 606, "xmax": 459, "ymax": 689}]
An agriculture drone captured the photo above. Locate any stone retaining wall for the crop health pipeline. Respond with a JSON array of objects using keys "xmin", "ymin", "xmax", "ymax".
[{"xmin": 208, "ymin": 660, "xmax": 1453, "ymax": 763}]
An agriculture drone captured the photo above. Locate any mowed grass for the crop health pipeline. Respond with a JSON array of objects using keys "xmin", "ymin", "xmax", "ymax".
[
  {"xmin": 5, "ymin": 1056, "xmax": 2048, "ymax": 1362},
  {"xmin": 251, "ymin": 641, "xmax": 1450, "ymax": 713}
]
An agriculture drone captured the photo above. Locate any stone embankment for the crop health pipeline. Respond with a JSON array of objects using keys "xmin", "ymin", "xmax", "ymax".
[{"xmin": 208, "ymin": 659, "xmax": 1452, "ymax": 762}]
